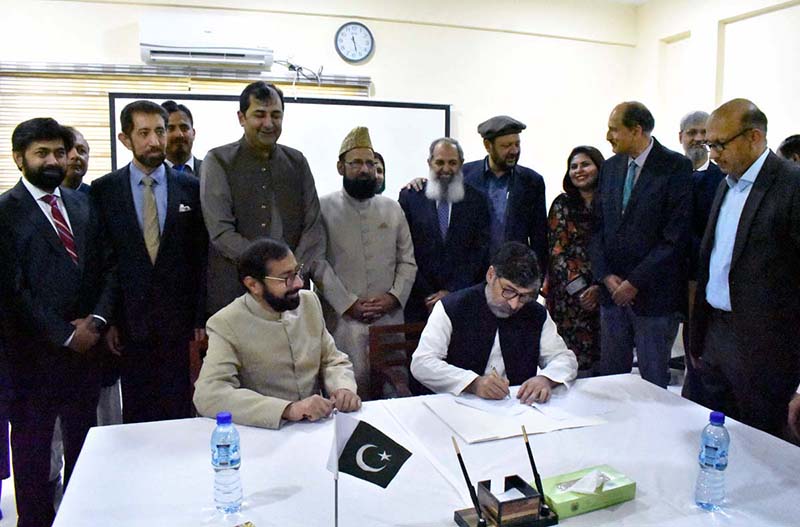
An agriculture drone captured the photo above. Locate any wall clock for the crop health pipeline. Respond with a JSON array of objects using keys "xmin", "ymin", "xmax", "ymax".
[{"xmin": 335, "ymin": 22, "xmax": 375, "ymax": 64}]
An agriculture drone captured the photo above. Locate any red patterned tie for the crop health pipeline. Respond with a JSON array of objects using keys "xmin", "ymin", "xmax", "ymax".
[{"xmin": 41, "ymin": 194, "xmax": 78, "ymax": 264}]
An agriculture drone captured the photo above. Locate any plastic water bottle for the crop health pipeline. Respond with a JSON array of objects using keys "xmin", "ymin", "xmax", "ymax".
[
  {"xmin": 695, "ymin": 411, "xmax": 729, "ymax": 511},
  {"xmin": 211, "ymin": 411, "xmax": 242, "ymax": 513}
]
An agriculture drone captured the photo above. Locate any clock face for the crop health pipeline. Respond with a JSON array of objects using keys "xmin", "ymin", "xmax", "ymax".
[{"xmin": 335, "ymin": 22, "xmax": 374, "ymax": 63}]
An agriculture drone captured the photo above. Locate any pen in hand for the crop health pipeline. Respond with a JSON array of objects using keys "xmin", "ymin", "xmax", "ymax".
[{"xmin": 491, "ymin": 366, "xmax": 511, "ymax": 400}]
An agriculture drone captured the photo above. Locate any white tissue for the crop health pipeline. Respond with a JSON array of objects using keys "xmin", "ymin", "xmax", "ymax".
[{"xmin": 566, "ymin": 469, "xmax": 604, "ymax": 494}]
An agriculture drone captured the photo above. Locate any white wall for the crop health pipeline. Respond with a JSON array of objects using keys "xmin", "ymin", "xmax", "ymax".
[
  {"xmin": 2, "ymin": 0, "xmax": 797, "ymax": 202},
  {"xmin": 0, "ymin": 0, "xmax": 636, "ymax": 205},
  {"xmin": 634, "ymin": 0, "xmax": 800, "ymax": 153}
]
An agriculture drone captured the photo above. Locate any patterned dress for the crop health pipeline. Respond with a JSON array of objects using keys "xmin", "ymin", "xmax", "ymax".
[{"xmin": 545, "ymin": 193, "xmax": 600, "ymax": 371}]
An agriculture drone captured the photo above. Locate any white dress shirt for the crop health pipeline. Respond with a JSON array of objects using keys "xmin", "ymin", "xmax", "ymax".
[
  {"xmin": 22, "ymin": 177, "xmax": 74, "ymax": 234},
  {"xmin": 410, "ymin": 300, "xmax": 578, "ymax": 395}
]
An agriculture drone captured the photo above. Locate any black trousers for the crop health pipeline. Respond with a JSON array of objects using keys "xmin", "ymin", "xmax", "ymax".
[
  {"xmin": 686, "ymin": 309, "xmax": 794, "ymax": 439},
  {"xmin": 121, "ymin": 338, "xmax": 192, "ymax": 424},
  {"xmin": 10, "ymin": 391, "xmax": 98, "ymax": 527}
]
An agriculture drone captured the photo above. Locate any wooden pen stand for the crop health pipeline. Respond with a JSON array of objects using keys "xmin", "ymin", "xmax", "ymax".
[{"xmin": 454, "ymin": 475, "xmax": 558, "ymax": 527}]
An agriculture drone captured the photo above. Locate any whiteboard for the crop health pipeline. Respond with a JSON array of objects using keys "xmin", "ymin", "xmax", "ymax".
[{"xmin": 109, "ymin": 93, "xmax": 450, "ymax": 200}]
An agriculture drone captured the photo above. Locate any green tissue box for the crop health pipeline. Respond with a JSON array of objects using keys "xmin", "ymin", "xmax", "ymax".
[{"xmin": 540, "ymin": 464, "xmax": 635, "ymax": 519}]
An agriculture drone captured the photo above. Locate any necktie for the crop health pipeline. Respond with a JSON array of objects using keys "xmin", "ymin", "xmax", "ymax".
[
  {"xmin": 142, "ymin": 175, "xmax": 160, "ymax": 264},
  {"xmin": 41, "ymin": 195, "xmax": 78, "ymax": 264},
  {"xmin": 437, "ymin": 200, "xmax": 449, "ymax": 241},
  {"xmin": 622, "ymin": 160, "xmax": 636, "ymax": 210},
  {"xmin": 174, "ymin": 164, "xmax": 185, "ymax": 172}
]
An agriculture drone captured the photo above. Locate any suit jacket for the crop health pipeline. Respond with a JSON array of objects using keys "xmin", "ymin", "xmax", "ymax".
[
  {"xmin": 193, "ymin": 157, "xmax": 202, "ymax": 176},
  {"xmin": 689, "ymin": 162, "xmax": 725, "ymax": 280},
  {"xmin": 691, "ymin": 152, "xmax": 800, "ymax": 406},
  {"xmin": 0, "ymin": 181, "xmax": 114, "ymax": 396},
  {"xmin": 462, "ymin": 157, "xmax": 548, "ymax": 269},
  {"xmin": 90, "ymin": 164, "xmax": 207, "ymax": 345},
  {"xmin": 590, "ymin": 138, "xmax": 693, "ymax": 315},
  {"xmin": 193, "ymin": 291, "xmax": 357, "ymax": 429},
  {"xmin": 398, "ymin": 183, "xmax": 490, "ymax": 322}
]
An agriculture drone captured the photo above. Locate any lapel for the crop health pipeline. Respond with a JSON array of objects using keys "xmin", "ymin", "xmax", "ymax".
[
  {"xmin": 115, "ymin": 165, "xmax": 153, "ymax": 265},
  {"xmin": 159, "ymin": 167, "xmax": 179, "ymax": 255},
  {"xmin": 606, "ymin": 156, "xmax": 625, "ymax": 229},
  {"xmin": 698, "ymin": 178, "xmax": 729, "ymax": 281},
  {"xmin": 621, "ymin": 139, "xmax": 662, "ymax": 220},
  {"xmin": 60, "ymin": 189, "xmax": 88, "ymax": 271},
  {"xmin": 730, "ymin": 152, "xmax": 777, "ymax": 269},
  {"xmin": 11, "ymin": 181, "xmax": 76, "ymax": 264}
]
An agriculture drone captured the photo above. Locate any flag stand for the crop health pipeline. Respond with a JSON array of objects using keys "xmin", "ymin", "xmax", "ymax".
[{"xmin": 334, "ymin": 475, "xmax": 339, "ymax": 527}]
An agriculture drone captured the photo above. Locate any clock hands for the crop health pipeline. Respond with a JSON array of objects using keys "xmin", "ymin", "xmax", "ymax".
[{"xmin": 352, "ymin": 36, "xmax": 358, "ymax": 54}]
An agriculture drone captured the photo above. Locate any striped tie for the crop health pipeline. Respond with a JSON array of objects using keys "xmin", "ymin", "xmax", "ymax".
[{"xmin": 41, "ymin": 194, "xmax": 78, "ymax": 264}]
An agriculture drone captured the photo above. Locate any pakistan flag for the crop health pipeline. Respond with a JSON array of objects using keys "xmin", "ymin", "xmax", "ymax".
[{"xmin": 327, "ymin": 412, "xmax": 412, "ymax": 489}]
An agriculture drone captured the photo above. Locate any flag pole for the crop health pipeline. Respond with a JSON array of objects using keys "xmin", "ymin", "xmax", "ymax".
[{"xmin": 333, "ymin": 409, "xmax": 339, "ymax": 527}]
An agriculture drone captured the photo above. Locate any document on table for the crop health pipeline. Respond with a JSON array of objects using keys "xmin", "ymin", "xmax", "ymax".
[{"xmin": 424, "ymin": 389, "xmax": 605, "ymax": 443}]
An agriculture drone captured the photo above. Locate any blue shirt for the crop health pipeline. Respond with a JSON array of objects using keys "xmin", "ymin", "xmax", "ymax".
[
  {"xmin": 481, "ymin": 159, "xmax": 510, "ymax": 255},
  {"xmin": 128, "ymin": 162, "xmax": 168, "ymax": 233},
  {"xmin": 706, "ymin": 148, "xmax": 769, "ymax": 311}
]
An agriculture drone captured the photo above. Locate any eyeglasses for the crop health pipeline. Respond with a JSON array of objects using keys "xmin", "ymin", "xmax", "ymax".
[
  {"xmin": 703, "ymin": 128, "xmax": 753, "ymax": 152},
  {"xmin": 500, "ymin": 286, "xmax": 537, "ymax": 304},
  {"xmin": 264, "ymin": 263, "xmax": 305, "ymax": 287},
  {"xmin": 345, "ymin": 160, "xmax": 376, "ymax": 170}
]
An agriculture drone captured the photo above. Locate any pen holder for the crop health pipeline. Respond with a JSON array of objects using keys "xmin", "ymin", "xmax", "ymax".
[{"xmin": 454, "ymin": 475, "xmax": 558, "ymax": 527}]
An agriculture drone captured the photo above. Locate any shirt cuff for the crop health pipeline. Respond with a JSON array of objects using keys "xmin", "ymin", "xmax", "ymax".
[{"xmin": 64, "ymin": 330, "xmax": 75, "ymax": 347}]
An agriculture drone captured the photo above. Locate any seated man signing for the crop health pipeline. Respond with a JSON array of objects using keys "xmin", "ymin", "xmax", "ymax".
[
  {"xmin": 411, "ymin": 242, "xmax": 577, "ymax": 403},
  {"xmin": 194, "ymin": 238, "xmax": 360, "ymax": 429}
]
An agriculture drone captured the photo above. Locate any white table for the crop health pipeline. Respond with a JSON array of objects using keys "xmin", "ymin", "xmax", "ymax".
[{"xmin": 53, "ymin": 375, "xmax": 800, "ymax": 527}]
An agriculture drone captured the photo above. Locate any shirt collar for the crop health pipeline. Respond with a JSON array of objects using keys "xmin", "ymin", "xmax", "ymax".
[
  {"xmin": 697, "ymin": 158, "xmax": 711, "ymax": 171},
  {"xmin": 129, "ymin": 161, "xmax": 166, "ymax": 187},
  {"xmin": 482, "ymin": 156, "xmax": 512, "ymax": 180},
  {"xmin": 725, "ymin": 147, "xmax": 769, "ymax": 189},
  {"xmin": 630, "ymin": 137, "xmax": 655, "ymax": 168},
  {"xmin": 165, "ymin": 155, "xmax": 195, "ymax": 170},
  {"xmin": 21, "ymin": 176, "xmax": 62, "ymax": 202}
]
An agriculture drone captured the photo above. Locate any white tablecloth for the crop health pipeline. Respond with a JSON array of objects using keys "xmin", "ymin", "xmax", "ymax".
[{"xmin": 53, "ymin": 374, "xmax": 800, "ymax": 527}]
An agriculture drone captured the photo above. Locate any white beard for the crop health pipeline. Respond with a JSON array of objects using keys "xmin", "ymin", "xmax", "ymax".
[{"xmin": 425, "ymin": 169, "xmax": 465, "ymax": 203}]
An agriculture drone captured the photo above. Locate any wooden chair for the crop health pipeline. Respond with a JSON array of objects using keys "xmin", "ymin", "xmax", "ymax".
[
  {"xmin": 189, "ymin": 335, "xmax": 208, "ymax": 415},
  {"xmin": 367, "ymin": 322, "xmax": 426, "ymax": 400}
]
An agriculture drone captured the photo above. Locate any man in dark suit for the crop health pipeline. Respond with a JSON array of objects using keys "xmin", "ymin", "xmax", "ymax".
[
  {"xmin": 688, "ymin": 99, "xmax": 800, "ymax": 440},
  {"xmin": 61, "ymin": 126, "xmax": 91, "ymax": 193},
  {"xmin": 91, "ymin": 101, "xmax": 207, "ymax": 424},
  {"xmin": 399, "ymin": 137, "xmax": 490, "ymax": 323},
  {"xmin": 590, "ymin": 101, "xmax": 692, "ymax": 388},
  {"xmin": 0, "ymin": 117, "xmax": 114, "ymax": 526},
  {"xmin": 162, "ymin": 100, "xmax": 202, "ymax": 176},
  {"xmin": 462, "ymin": 115, "xmax": 548, "ymax": 270}
]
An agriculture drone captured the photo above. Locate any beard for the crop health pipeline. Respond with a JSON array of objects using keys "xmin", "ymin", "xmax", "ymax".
[
  {"xmin": 425, "ymin": 168, "xmax": 465, "ymax": 203},
  {"xmin": 24, "ymin": 160, "xmax": 65, "ymax": 191},
  {"xmin": 344, "ymin": 175, "xmax": 377, "ymax": 200},
  {"xmin": 685, "ymin": 144, "xmax": 707, "ymax": 167},
  {"xmin": 489, "ymin": 148, "xmax": 519, "ymax": 172},
  {"xmin": 485, "ymin": 283, "xmax": 513, "ymax": 319},
  {"xmin": 167, "ymin": 139, "xmax": 192, "ymax": 161},
  {"xmin": 134, "ymin": 148, "xmax": 166, "ymax": 170},
  {"xmin": 261, "ymin": 282, "xmax": 301, "ymax": 312}
]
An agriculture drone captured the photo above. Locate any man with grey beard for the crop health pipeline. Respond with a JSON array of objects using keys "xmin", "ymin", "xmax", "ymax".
[{"xmin": 399, "ymin": 137, "xmax": 490, "ymax": 323}]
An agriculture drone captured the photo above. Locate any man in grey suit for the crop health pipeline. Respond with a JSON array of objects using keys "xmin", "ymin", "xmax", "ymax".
[
  {"xmin": 688, "ymin": 99, "xmax": 800, "ymax": 441},
  {"xmin": 201, "ymin": 82, "xmax": 325, "ymax": 315}
]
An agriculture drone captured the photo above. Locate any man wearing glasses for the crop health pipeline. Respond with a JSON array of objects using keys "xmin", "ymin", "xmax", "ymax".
[
  {"xmin": 194, "ymin": 238, "xmax": 360, "ymax": 429},
  {"xmin": 410, "ymin": 242, "xmax": 577, "ymax": 402},
  {"xmin": 688, "ymin": 98, "xmax": 800, "ymax": 442},
  {"xmin": 316, "ymin": 126, "xmax": 417, "ymax": 398}
]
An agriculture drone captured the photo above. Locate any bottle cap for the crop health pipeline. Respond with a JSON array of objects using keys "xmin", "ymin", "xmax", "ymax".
[
  {"xmin": 216, "ymin": 411, "xmax": 232, "ymax": 425},
  {"xmin": 710, "ymin": 411, "xmax": 725, "ymax": 425}
]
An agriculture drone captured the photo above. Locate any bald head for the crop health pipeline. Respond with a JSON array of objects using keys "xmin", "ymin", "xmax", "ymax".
[{"xmin": 706, "ymin": 98, "xmax": 768, "ymax": 179}]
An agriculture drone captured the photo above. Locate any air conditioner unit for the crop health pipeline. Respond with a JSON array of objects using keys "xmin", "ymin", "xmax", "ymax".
[{"xmin": 139, "ymin": 14, "xmax": 274, "ymax": 71}]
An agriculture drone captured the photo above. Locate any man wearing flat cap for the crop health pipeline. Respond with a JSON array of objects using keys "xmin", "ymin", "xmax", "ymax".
[
  {"xmin": 461, "ymin": 115, "xmax": 549, "ymax": 270},
  {"xmin": 316, "ymin": 127, "xmax": 417, "ymax": 398}
]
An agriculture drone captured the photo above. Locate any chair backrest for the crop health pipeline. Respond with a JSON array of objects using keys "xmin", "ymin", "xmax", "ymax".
[{"xmin": 367, "ymin": 322, "xmax": 426, "ymax": 400}]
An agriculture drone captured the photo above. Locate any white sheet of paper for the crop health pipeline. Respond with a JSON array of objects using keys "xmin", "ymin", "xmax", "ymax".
[
  {"xmin": 454, "ymin": 393, "xmax": 529, "ymax": 416},
  {"xmin": 494, "ymin": 487, "xmax": 527, "ymax": 502},
  {"xmin": 424, "ymin": 395, "xmax": 605, "ymax": 443},
  {"xmin": 532, "ymin": 388, "xmax": 614, "ymax": 420}
]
